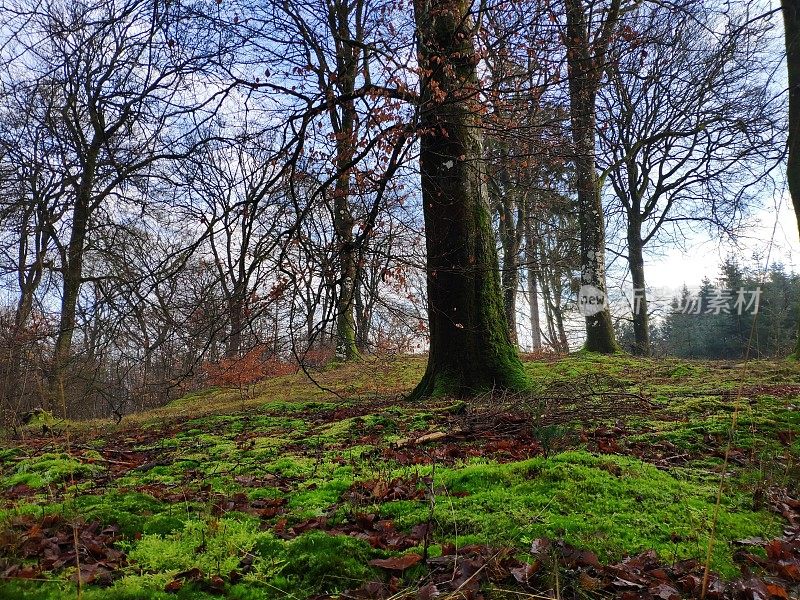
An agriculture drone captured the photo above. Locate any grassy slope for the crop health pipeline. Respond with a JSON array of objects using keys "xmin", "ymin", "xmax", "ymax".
[{"xmin": 0, "ymin": 354, "xmax": 798, "ymax": 598}]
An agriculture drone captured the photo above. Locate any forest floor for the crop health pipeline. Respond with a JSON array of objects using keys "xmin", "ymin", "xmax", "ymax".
[{"xmin": 1, "ymin": 353, "xmax": 799, "ymax": 599}]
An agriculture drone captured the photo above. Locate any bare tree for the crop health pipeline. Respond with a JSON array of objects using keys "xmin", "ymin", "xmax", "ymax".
[
  {"xmin": 230, "ymin": 0, "xmax": 416, "ymax": 361},
  {"xmin": 598, "ymin": 2, "xmax": 783, "ymax": 355},
  {"xmin": 0, "ymin": 0, "xmax": 231, "ymax": 403},
  {"xmin": 0, "ymin": 87, "xmax": 67, "ymax": 412},
  {"xmin": 530, "ymin": 176, "xmax": 581, "ymax": 352},
  {"xmin": 179, "ymin": 130, "xmax": 291, "ymax": 358},
  {"xmin": 478, "ymin": 1, "xmax": 576, "ymax": 350},
  {"xmin": 558, "ymin": 0, "xmax": 630, "ymax": 352}
]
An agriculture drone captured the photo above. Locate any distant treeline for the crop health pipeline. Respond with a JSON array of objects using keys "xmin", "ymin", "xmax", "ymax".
[{"xmin": 618, "ymin": 260, "xmax": 800, "ymax": 359}]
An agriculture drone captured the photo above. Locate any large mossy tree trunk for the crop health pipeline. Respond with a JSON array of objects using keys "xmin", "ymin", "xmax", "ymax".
[
  {"xmin": 564, "ymin": 0, "xmax": 619, "ymax": 353},
  {"xmin": 783, "ymin": 0, "xmax": 800, "ymax": 356},
  {"xmin": 410, "ymin": 0, "xmax": 528, "ymax": 399}
]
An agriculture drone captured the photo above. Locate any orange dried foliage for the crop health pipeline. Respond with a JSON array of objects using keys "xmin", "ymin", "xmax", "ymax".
[{"xmin": 203, "ymin": 346, "xmax": 296, "ymax": 393}]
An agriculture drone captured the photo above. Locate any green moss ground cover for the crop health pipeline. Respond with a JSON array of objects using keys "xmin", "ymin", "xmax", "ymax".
[{"xmin": 0, "ymin": 354, "xmax": 798, "ymax": 598}]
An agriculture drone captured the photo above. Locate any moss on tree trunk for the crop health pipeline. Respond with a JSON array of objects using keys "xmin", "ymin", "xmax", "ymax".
[
  {"xmin": 564, "ymin": 0, "xmax": 619, "ymax": 354},
  {"xmin": 409, "ymin": 0, "xmax": 528, "ymax": 399},
  {"xmin": 783, "ymin": 0, "xmax": 800, "ymax": 357}
]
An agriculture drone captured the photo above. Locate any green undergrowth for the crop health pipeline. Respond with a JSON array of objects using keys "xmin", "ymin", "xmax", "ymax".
[
  {"xmin": 1, "ymin": 528, "xmax": 379, "ymax": 600},
  {"xmin": 1, "ymin": 452, "xmax": 102, "ymax": 489},
  {"xmin": 0, "ymin": 452, "xmax": 779, "ymax": 598},
  {"xmin": 381, "ymin": 451, "xmax": 778, "ymax": 577},
  {"xmin": 1, "ymin": 354, "xmax": 798, "ymax": 598}
]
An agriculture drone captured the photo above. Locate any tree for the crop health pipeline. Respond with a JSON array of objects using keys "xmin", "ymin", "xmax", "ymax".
[
  {"xmin": 477, "ymin": 2, "xmax": 577, "ymax": 351},
  {"xmin": 277, "ymin": 0, "xmax": 368, "ymax": 360},
  {"xmin": 488, "ymin": 140, "xmax": 525, "ymax": 347},
  {"xmin": 180, "ymin": 131, "xmax": 288, "ymax": 358},
  {"xmin": 233, "ymin": 0, "xmax": 415, "ymax": 361},
  {"xmin": 528, "ymin": 177, "xmax": 580, "ymax": 352},
  {"xmin": 599, "ymin": 3, "xmax": 782, "ymax": 356},
  {"xmin": 783, "ymin": 0, "xmax": 800, "ymax": 356},
  {"xmin": 654, "ymin": 261, "xmax": 800, "ymax": 359},
  {"xmin": 0, "ymin": 86, "xmax": 66, "ymax": 412},
  {"xmin": 409, "ymin": 0, "xmax": 528, "ymax": 398},
  {"xmin": 0, "ymin": 0, "xmax": 230, "ymax": 401},
  {"xmin": 560, "ymin": 0, "xmax": 626, "ymax": 353},
  {"xmin": 482, "ymin": 23, "xmax": 545, "ymax": 349}
]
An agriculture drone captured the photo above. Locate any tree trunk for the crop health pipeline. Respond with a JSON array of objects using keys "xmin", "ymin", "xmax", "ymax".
[
  {"xmin": 539, "ymin": 257, "xmax": 570, "ymax": 353},
  {"xmin": 227, "ymin": 296, "xmax": 244, "ymax": 358},
  {"xmin": 565, "ymin": 0, "xmax": 618, "ymax": 353},
  {"xmin": 410, "ymin": 0, "xmax": 528, "ymax": 399},
  {"xmin": 354, "ymin": 276, "xmax": 371, "ymax": 351},
  {"xmin": 524, "ymin": 213, "xmax": 542, "ymax": 350},
  {"xmin": 330, "ymin": 0, "xmax": 361, "ymax": 362},
  {"xmin": 539, "ymin": 272, "xmax": 558, "ymax": 348},
  {"xmin": 51, "ymin": 142, "xmax": 99, "ymax": 405},
  {"xmin": 627, "ymin": 219, "xmax": 650, "ymax": 356},
  {"xmin": 498, "ymin": 193, "xmax": 521, "ymax": 346},
  {"xmin": 51, "ymin": 195, "xmax": 91, "ymax": 404},
  {"xmin": 333, "ymin": 191, "xmax": 359, "ymax": 360},
  {"xmin": 527, "ymin": 263, "xmax": 542, "ymax": 351},
  {"xmin": 333, "ymin": 151, "xmax": 359, "ymax": 360},
  {"xmin": 783, "ymin": 0, "xmax": 800, "ymax": 356},
  {"xmin": 573, "ymin": 124, "xmax": 616, "ymax": 353},
  {"xmin": 552, "ymin": 286, "xmax": 570, "ymax": 352}
]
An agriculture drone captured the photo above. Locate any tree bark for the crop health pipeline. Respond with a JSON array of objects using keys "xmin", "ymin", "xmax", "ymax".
[
  {"xmin": 570, "ymin": 87, "xmax": 617, "ymax": 354},
  {"xmin": 627, "ymin": 219, "xmax": 650, "ymax": 356},
  {"xmin": 564, "ymin": 0, "xmax": 619, "ymax": 353},
  {"xmin": 526, "ymin": 262, "xmax": 542, "ymax": 352},
  {"xmin": 783, "ymin": 0, "xmax": 800, "ymax": 356},
  {"xmin": 330, "ymin": 0, "xmax": 361, "ymax": 362},
  {"xmin": 333, "ymin": 183, "xmax": 359, "ymax": 361},
  {"xmin": 524, "ymin": 214, "xmax": 542, "ymax": 350},
  {"xmin": 498, "ymin": 191, "xmax": 521, "ymax": 346},
  {"xmin": 354, "ymin": 273, "xmax": 373, "ymax": 352},
  {"xmin": 410, "ymin": 0, "xmax": 528, "ymax": 398},
  {"xmin": 227, "ymin": 295, "xmax": 244, "ymax": 358},
  {"xmin": 332, "ymin": 115, "xmax": 359, "ymax": 360},
  {"xmin": 51, "ymin": 154, "xmax": 96, "ymax": 402}
]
